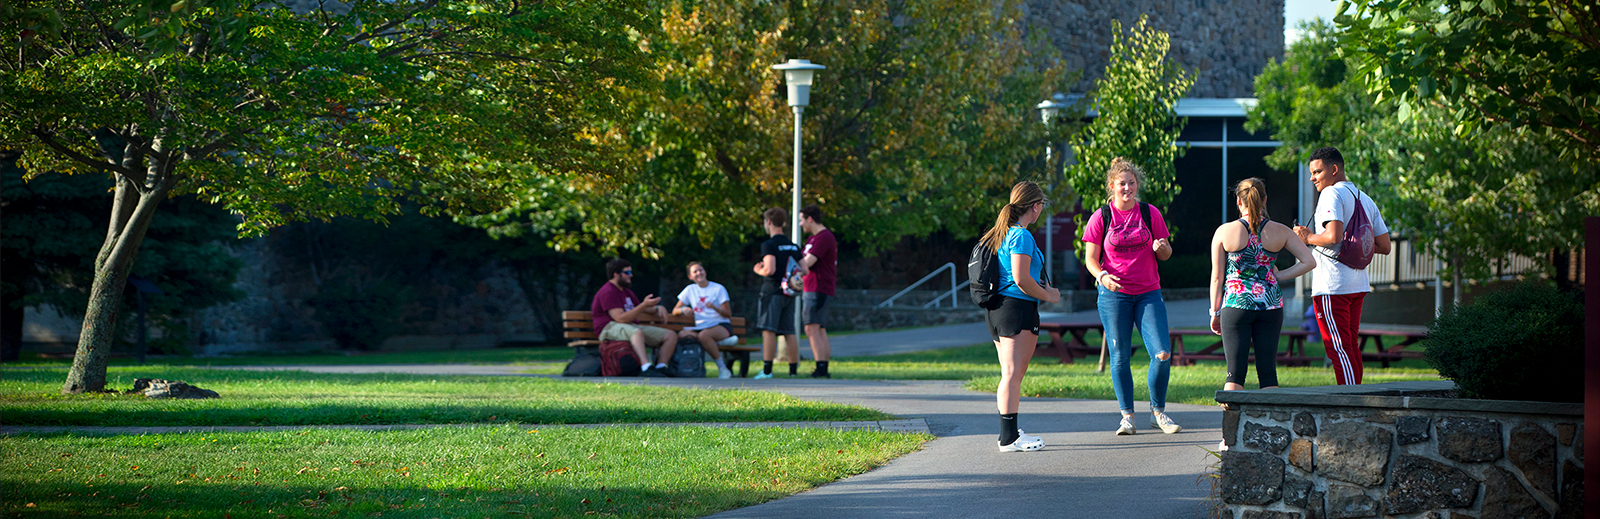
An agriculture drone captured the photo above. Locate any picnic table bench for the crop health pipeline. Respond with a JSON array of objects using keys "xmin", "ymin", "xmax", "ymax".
[
  {"xmin": 1037, "ymin": 320, "xmax": 1424, "ymax": 369},
  {"xmin": 561, "ymin": 311, "xmax": 762, "ymax": 377}
]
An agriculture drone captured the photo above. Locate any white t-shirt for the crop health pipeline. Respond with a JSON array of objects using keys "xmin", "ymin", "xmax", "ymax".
[
  {"xmin": 676, "ymin": 281, "xmax": 732, "ymax": 330},
  {"xmin": 1310, "ymin": 181, "xmax": 1390, "ymax": 296}
]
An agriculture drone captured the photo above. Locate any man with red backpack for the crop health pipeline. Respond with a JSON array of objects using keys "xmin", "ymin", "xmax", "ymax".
[{"xmin": 1293, "ymin": 147, "xmax": 1392, "ymax": 385}]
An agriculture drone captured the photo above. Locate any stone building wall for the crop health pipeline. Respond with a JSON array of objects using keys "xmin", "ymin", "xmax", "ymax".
[
  {"xmin": 1216, "ymin": 381, "xmax": 1583, "ymax": 519},
  {"xmin": 1024, "ymin": 0, "xmax": 1285, "ymax": 98}
]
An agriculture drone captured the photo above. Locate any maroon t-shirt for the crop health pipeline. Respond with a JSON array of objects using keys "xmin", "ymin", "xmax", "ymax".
[
  {"xmin": 590, "ymin": 281, "xmax": 638, "ymax": 331},
  {"xmin": 802, "ymin": 229, "xmax": 837, "ymax": 295}
]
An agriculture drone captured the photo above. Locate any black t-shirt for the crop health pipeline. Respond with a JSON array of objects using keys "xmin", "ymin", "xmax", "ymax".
[{"xmin": 760, "ymin": 234, "xmax": 802, "ymax": 296}]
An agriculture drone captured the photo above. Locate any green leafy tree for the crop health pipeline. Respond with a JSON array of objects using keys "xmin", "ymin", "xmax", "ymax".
[
  {"xmin": 1066, "ymin": 15, "xmax": 1194, "ymax": 249},
  {"xmin": 466, "ymin": 0, "xmax": 1079, "ymax": 256},
  {"xmin": 1247, "ymin": 19, "xmax": 1598, "ymax": 286},
  {"xmin": 0, "ymin": 0, "xmax": 656, "ymax": 393},
  {"xmin": 1335, "ymin": 0, "xmax": 1600, "ymax": 160},
  {"xmin": 2, "ymin": 155, "xmax": 243, "ymax": 360}
]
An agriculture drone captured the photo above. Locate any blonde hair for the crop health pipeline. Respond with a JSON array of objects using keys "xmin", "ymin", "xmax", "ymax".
[
  {"xmin": 982, "ymin": 181, "xmax": 1045, "ymax": 254},
  {"xmin": 1235, "ymin": 177, "xmax": 1269, "ymax": 229},
  {"xmin": 1104, "ymin": 157, "xmax": 1144, "ymax": 207}
]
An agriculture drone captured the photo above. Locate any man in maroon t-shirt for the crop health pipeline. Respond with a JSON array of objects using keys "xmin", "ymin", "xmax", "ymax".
[
  {"xmin": 799, "ymin": 205, "xmax": 837, "ymax": 378},
  {"xmin": 591, "ymin": 258, "xmax": 678, "ymax": 377}
]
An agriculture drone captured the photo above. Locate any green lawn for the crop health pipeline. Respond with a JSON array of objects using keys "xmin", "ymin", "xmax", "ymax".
[
  {"xmin": 1, "ymin": 426, "xmax": 927, "ymax": 518},
  {"xmin": 6, "ymin": 346, "xmax": 576, "ymax": 368}
]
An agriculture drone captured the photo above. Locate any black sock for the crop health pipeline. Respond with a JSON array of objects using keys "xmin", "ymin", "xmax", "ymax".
[
  {"xmin": 815, "ymin": 361, "xmax": 829, "ymax": 375},
  {"xmin": 762, "ymin": 361, "xmax": 773, "ymax": 375},
  {"xmin": 788, "ymin": 362, "xmax": 799, "ymax": 375},
  {"xmin": 999, "ymin": 413, "xmax": 1020, "ymax": 445}
]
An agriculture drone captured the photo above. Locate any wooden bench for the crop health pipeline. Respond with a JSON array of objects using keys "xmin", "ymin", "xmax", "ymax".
[
  {"xmin": 1355, "ymin": 326, "xmax": 1428, "ymax": 368},
  {"xmin": 1038, "ymin": 321, "xmax": 1322, "ymax": 368},
  {"xmin": 1168, "ymin": 329, "xmax": 1324, "ymax": 367},
  {"xmin": 561, "ymin": 311, "xmax": 762, "ymax": 377}
]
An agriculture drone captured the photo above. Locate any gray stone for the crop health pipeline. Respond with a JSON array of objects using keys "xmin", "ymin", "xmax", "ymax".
[
  {"xmin": 1283, "ymin": 475, "xmax": 1314, "ymax": 508},
  {"xmin": 1306, "ymin": 490, "xmax": 1325, "ymax": 519},
  {"xmin": 1481, "ymin": 466, "xmax": 1550, "ymax": 519},
  {"xmin": 1556, "ymin": 423, "xmax": 1575, "ymax": 446},
  {"xmin": 1223, "ymin": 409, "xmax": 1240, "ymax": 447},
  {"xmin": 1575, "ymin": 427, "xmax": 1583, "ymax": 462},
  {"xmin": 1244, "ymin": 422, "xmax": 1292, "ymax": 454},
  {"xmin": 1294, "ymin": 412, "xmax": 1317, "ymax": 437},
  {"xmin": 1317, "ymin": 421, "xmax": 1393, "ymax": 486},
  {"xmin": 1243, "ymin": 511, "xmax": 1301, "ymax": 519},
  {"xmin": 1325, "ymin": 485, "xmax": 1379, "ymax": 519},
  {"xmin": 1270, "ymin": 411, "xmax": 1290, "ymax": 422},
  {"xmin": 1222, "ymin": 451, "xmax": 1284, "ymax": 505},
  {"xmin": 1384, "ymin": 455, "xmax": 1480, "ymax": 514},
  {"xmin": 127, "ymin": 378, "xmax": 220, "ymax": 399},
  {"xmin": 1556, "ymin": 460, "xmax": 1582, "ymax": 519},
  {"xmin": 1396, "ymin": 415, "xmax": 1430, "ymax": 445},
  {"xmin": 1438, "ymin": 417, "xmax": 1503, "ymax": 463},
  {"xmin": 1509, "ymin": 423, "xmax": 1557, "ymax": 499},
  {"xmin": 1288, "ymin": 439, "xmax": 1314, "ymax": 472}
]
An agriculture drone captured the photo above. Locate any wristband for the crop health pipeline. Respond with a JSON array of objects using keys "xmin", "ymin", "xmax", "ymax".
[{"xmin": 1209, "ymin": 309, "xmax": 1222, "ymax": 317}]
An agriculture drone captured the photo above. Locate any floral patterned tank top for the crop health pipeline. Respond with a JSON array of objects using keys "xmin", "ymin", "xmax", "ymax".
[{"xmin": 1224, "ymin": 218, "xmax": 1282, "ymax": 311}]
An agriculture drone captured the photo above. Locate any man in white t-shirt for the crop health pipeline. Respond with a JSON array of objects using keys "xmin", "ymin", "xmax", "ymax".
[
  {"xmin": 672, "ymin": 261, "xmax": 736, "ymax": 379},
  {"xmin": 1292, "ymin": 147, "xmax": 1392, "ymax": 385}
]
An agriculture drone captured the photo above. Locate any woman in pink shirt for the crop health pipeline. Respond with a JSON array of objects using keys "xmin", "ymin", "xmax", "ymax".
[{"xmin": 1082, "ymin": 158, "xmax": 1180, "ymax": 436}]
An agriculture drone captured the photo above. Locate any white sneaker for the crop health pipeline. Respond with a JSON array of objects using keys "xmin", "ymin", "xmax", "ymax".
[
  {"xmin": 1151, "ymin": 412, "xmax": 1183, "ymax": 434},
  {"xmin": 1217, "ymin": 439, "xmax": 1230, "ymax": 452},
  {"xmin": 999, "ymin": 434, "xmax": 1044, "ymax": 452},
  {"xmin": 1116, "ymin": 416, "xmax": 1136, "ymax": 435},
  {"xmin": 718, "ymin": 367, "xmax": 733, "ymax": 379},
  {"xmin": 717, "ymin": 335, "xmax": 739, "ymax": 347}
]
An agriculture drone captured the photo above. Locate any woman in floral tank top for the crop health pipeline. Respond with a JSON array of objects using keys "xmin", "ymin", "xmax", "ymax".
[{"xmin": 1208, "ymin": 179, "xmax": 1318, "ymax": 409}]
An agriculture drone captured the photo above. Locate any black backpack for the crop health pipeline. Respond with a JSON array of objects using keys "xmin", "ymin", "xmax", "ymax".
[
  {"xmin": 968, "ymin": 239, "xmax": 1004, "ymax": 310},
  {"xmin": 562, "ymin": 345, "xmax": 602, "ymax": 377},
  {"xmin": 671, "ymin": 336, "xmax": 707, "ymax": 378}
]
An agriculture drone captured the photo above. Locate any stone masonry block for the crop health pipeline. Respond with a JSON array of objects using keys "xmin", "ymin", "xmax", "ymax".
[
  {"xmin": 1557, "ymin": 423, "xmax": 1575, "ymax": 446},
  {"xmin": 1325, "ymin": 485, "xmax": 1379, "ymax": 519},
  {"xmin": 1480, "ymin": 466, "xmax": 1549, "ymax": 519},
  {"xmin": 1223, "ymin": 409, "xmax": 1241, "ymax": 447},
  {"xmin": 1318, "ymin": 421, "xmax": 1393, "ymax": 487},
  {"xmin": 1509, "ymin": 423, "xmax": 1557, "ymax": 499},
  {"xmin": 1283, "ymin": 475, "xmax": 1314, "ymax": 508},
  {"xmin": 1384, "ymin": 455, "xmax": 1480, "ymax": 514},
  {"xmin": 1294, "ymin": 412, "xmax": 1317, "ymax": 437},
  {"xmin": 1243, "ymin": 511, "xmax": 1302, "ymax": 519},
  {"xmin": 1557, "ymin": 459, "xmax": 1582, "ymax": 519},
  {"xmin": 1245, "ymin": 422, "xmax": 1293, "ymax": 454},
  {"xmin": 1289, "ymin": 439, "xmax": 1314, "ymax": 472},
  {"xmin": 1222, "ymin": 451, "xmax": 1285, "ymax": 505},
  {"xmin": 1438, "ymin": 417, "xmax": 1503, "ymax": 463},
  {"xmin": 1395, "ymin": 415, "xmax": 1430, "ymax": 445}
]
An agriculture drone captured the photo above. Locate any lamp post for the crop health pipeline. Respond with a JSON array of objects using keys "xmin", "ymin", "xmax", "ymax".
[
  {"xmin": 772, "ymin": 59, "xmax": 826, "ymax": 242},
  {"xmin": 773, "ymin": 58, "xmax": 824, "ymax": 357},
  {"xmin": 1036, "ymin": 94, "xmax": 1069, "ymax": 286}
]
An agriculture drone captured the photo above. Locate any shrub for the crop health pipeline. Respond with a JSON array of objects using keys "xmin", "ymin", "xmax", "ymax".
[{"xmin": 1424, "ymin": 281, "xmax": 1583, "ymax": 402}]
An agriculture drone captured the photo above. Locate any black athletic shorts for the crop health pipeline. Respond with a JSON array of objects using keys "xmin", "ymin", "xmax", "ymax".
[
  {"xmin": 986, "ymin": 296, "xmax": 1041, "ymax": 340},
  {"xmin": 802, "ymin": 292, "xmax": 830, "ymax": 327},
  {"xmin": 756, "ymin": 292, "xmax": 796, "ymax": 335}
]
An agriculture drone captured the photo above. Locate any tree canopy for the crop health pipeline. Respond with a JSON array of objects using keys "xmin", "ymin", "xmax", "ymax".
[
  {"xmin": 1335, "ymin": 0, "xmax": 1599, "ymax": 161},
  {"xmin": 464, "ymin": 0, "xmax": 1079, "ymax": 256},
  {"xmin": 1, "ymin": 0, "xmax": 658, "ymax": 392}
]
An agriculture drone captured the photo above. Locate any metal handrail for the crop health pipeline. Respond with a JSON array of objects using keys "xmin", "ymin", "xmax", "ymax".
[
  {"xmin": 877, "ymin": 262, "xmax": 960, "ymax": 308},
  {"xmin": 924, "ymin": 280, "xmax": 972, "ymax": 309}
]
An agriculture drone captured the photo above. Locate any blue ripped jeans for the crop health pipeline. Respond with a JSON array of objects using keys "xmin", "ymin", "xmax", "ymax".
[{"xmin": 1097, "ymin": 286, "xmax": 1172, "ymax": 415}]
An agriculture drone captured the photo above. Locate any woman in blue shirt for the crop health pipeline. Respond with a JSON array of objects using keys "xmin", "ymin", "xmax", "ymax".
[{"xmin": 978, "ymin": 181, "xmax": 1061, "ymax": 452}]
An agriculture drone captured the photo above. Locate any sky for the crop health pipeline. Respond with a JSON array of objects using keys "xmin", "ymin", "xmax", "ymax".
[{"xmin": 1284, "ymin": 0, "xmax": 1341, "ymax": 44}]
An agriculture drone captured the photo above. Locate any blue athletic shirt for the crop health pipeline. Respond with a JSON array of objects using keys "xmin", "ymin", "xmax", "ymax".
[{"xmin": 998, "ymin": 226, "xmax": 1044, "ymax": 302}]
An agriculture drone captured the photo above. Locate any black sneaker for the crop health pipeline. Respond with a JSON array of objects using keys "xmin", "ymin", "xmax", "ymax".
[
  {"xmin": 640, "ymin": 368, "xmax": 668, "ymax": 378},
  {"xmin": 809, "ymin": 371, "xmax": 831, "ymax": 379}
]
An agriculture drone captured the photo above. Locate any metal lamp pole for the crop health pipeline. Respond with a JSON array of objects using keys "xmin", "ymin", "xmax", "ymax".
[
  {"xmin": 773, "ymin": 59, "xmax": 825, "ymax": 358},
  {"xmin": 1036, "ymin": 94, "xmax": 1068, "ymax": 286}
]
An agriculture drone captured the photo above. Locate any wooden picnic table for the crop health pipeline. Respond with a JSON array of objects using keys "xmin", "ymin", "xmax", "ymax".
[{"xmin": 1037, "ymin": 321, "xmax": 1427, "ymax": 370}]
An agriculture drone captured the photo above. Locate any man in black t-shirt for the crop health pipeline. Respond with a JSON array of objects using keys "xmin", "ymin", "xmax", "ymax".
[{"xmin": 751, "ymin": 207, "xmax": 802, "ymax": 379}]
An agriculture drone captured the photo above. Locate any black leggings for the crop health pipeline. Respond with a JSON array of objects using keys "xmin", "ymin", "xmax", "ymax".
[{"xmin": 1221, "ymin": 307, "xmax": 1283, "ymax": 387}]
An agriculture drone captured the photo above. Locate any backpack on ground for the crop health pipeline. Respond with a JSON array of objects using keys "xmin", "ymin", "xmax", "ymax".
[
  {"xmin": 1314, "ymin": 185, "xmax": 1376, "ymax": 269},
  {"xmin": 968, "ymin": 239, "xmax": 1004, "ymax": 310},
  {"xmin": 599, "ymin": 340, "xmax": 641, "ymax": 377},
  {"xmin": 562, "ymin": 345, "xmax": 602, "ymax": 377},
  {"xmin": 671, "ymin": 336, "xmax": 707, "ymax": 378}
]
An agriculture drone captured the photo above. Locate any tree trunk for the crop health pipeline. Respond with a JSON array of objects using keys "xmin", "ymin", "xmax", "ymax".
[{"xmin": 61, "ymin": 148, "xmax": 177, "ymax": 394}]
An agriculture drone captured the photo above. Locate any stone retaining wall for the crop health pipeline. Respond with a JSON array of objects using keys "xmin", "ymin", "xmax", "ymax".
[{"xmin": 1215, "ymin": 381, "xmax": 1583, "ymax": 519}]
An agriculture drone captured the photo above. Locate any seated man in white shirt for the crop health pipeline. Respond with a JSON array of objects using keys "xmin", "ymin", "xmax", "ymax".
[{"xmin": 672, "ymin": 261, "xmax": 738, "ymax": 379}]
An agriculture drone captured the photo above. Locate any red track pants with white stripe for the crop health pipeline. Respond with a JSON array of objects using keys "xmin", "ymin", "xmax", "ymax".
[{"xmin": 1312, "ymin": 293, "xmax": 1366, "ymax": 385}]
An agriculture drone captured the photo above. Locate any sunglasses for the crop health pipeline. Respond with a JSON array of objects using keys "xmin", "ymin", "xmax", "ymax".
[{"xmin": 621, "ymin": 270, "xmax": 633, "ymax": 275}]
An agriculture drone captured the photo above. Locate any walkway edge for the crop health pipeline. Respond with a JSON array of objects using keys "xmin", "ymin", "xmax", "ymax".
[{"xmin": 1, "ymin": 419, "xmax": 930, "ymax": 436}]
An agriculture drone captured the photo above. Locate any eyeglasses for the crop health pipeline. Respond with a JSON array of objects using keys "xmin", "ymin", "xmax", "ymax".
[{"xmin": 621, "ymin": 270, "xmax": 633, "ymax": 275}]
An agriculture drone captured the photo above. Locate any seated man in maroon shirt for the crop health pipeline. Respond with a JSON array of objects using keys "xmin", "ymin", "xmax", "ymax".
[{"xmin": 591, "ymin": 258, "xmax": 679, "ymax": 377}]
